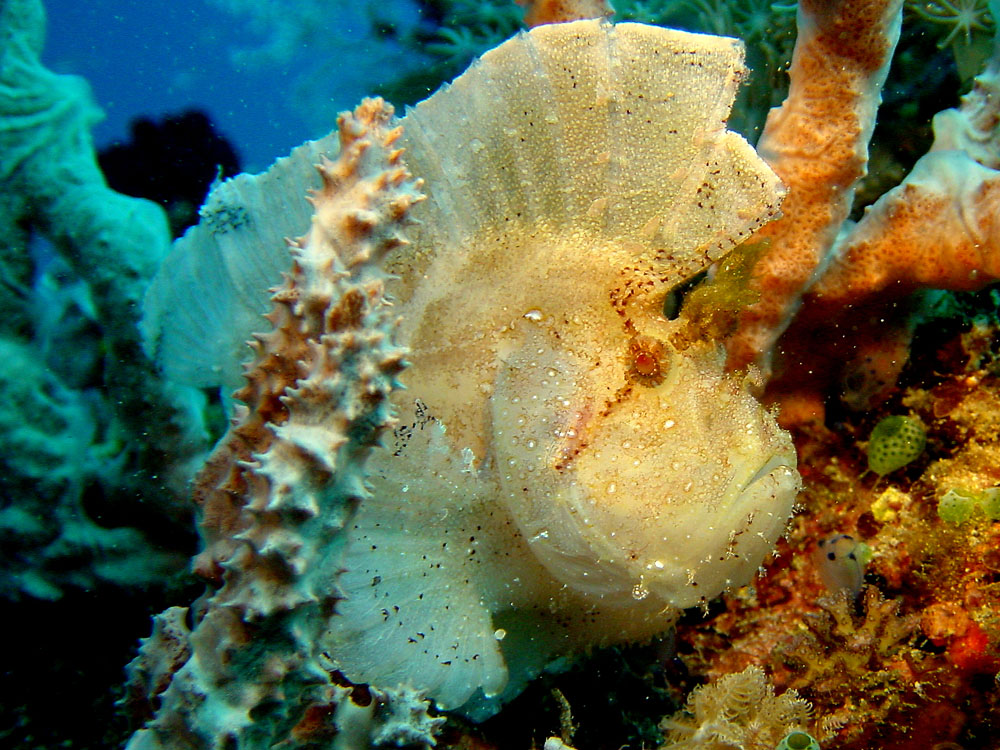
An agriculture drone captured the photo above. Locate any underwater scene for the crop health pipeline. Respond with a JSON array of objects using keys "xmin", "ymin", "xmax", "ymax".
[{"xmin": 4, "ymin": 0, "xmax": 1000, "ymax": 747}]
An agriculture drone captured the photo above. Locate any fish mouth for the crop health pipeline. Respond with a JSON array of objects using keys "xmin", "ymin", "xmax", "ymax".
[{"xmin": 738, "ymin": 453, "xmax": 796, "ymax": 497}]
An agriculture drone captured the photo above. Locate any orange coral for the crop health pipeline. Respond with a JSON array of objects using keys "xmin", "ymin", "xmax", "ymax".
[
  {"xmin": 724, "ymin": 1, "xmax": 1000, "ymax": 426},
  {"xmin": 726, "ymin": 0, "xmax": 904, "ymax": 375},
  {"xmin": 766, "ymin": 149, "xmax": 1000, "ymax": 426},
  {"xmin": 518, "ymin": 0, "xmax": 613, "ymax": 27},
  {"xmin": 813, "ymin": 155, "xmax": 1000, "ymax": 305}
]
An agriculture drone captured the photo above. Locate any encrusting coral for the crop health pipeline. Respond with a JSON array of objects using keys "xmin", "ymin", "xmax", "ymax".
[{"xmin": 674, "ymin": 317, "xmax": 1000, "ymax": 748}]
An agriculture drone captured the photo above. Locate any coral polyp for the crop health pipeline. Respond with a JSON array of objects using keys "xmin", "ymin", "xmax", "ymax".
[{"xmin": 907, "ymin": 0, "xmax": 994, "ymax": 47}]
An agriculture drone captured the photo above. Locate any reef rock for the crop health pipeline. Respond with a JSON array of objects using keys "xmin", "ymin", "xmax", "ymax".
[{"xmin": 146, "ymin": 19, "xmax": 800, "ymax": 719}]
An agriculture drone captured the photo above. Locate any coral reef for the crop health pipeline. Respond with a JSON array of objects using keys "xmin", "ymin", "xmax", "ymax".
[
  {"xmin": 6, "ymin": 0, "xmax": 1000, "ymax": 747},
  {"xmin": 771, "ymin": 586, "xmax": 920, "ymax": 743},
  {"xmin": 129, "ymin": 0, "xmax": 1000, "ymax": 747},
  {"xmin": 673, "ymin": 314, "xmax": 1000, "ymax": 748}
]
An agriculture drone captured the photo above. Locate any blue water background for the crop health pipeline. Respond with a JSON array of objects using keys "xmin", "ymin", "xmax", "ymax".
[{"xmin": 43, "ymin": 0, "xmax": 426, "ymax": 172}]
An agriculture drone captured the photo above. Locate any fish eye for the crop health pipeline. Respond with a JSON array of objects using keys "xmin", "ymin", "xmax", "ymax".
[{"xmin": 627, "ymin": 335, "xmax": 668, "ymax": 386}]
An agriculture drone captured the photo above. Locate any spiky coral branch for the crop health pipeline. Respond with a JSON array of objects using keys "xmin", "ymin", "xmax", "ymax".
[
  {"xmin": 190, "ymin": 100, "xmax": 417, "ymax": 598},
  {"xmin": 124, "ymin": 99, "xmax": 438, "ymax": 749}
]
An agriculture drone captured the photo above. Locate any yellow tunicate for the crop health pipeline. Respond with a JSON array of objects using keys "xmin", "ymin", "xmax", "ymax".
[{"xmin": 871, "ymin": 486, "xmax": 909, "ymax": 523}]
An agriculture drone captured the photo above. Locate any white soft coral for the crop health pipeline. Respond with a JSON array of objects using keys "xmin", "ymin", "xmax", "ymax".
[{"xmin": 659, "ymin": 666, "xmax": 813, "ymax": 750}]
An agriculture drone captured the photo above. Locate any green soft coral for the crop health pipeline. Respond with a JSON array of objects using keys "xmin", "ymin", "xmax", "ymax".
[{"xmin": 905, "ymin": 0, "xmax": 996, "ymax": 79}]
